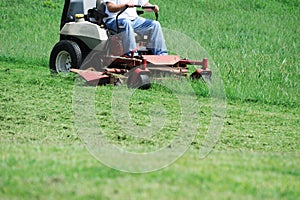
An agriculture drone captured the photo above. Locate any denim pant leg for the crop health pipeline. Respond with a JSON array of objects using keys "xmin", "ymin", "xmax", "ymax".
[
  {"xmin": 105, "ymin": 17, "xmax": 168, "ymax": 55},
  {"xmin": 105, "ymin": 18, "xmax": 137, "ymax": 54},
  {"xmin": 132, "ymin": 17, "xmax": 168, "ymax": 55}
]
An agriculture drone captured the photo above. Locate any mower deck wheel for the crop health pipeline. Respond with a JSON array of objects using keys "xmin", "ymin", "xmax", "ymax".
[
  {"xmin": 138, "ymin": 74, "xmax": 151, "ymax": 89},
  {"xmin": 127, "ymin": 73, "xmax": 151, "ymax": 89}
]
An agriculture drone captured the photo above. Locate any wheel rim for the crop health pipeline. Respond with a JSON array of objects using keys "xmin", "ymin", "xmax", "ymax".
[{"xmin": 55, "ymin": 50, "xmax": 72, "ymax": 72}]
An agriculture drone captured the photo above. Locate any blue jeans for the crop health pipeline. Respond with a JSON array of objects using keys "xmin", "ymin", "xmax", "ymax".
[{"xmin": 105, "ymin": 17, "xmax": 168, "ymax": 55}]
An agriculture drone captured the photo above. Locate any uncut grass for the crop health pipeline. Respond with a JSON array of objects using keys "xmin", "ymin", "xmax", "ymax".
[
  {"xmin": 0, "ymin": 0, "xmax": 62, "ymax": 64},
  {"xmin": 157, "ymin": 0, "xmax": 300, "ymax": 106},
  {"xmin": 1, "ymin": 0, "xmax": 299, "ymax": 105}
]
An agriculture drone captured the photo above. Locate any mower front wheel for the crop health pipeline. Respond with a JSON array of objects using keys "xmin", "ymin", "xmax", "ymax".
[{"xmin": 49, "ymin": 40, "xmax": 82, "ymax": 73}]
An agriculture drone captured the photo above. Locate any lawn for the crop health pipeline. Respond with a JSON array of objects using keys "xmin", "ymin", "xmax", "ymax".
[{"xmin": 0, "ymin": 0, "xmax": 299, "ymax": 199}]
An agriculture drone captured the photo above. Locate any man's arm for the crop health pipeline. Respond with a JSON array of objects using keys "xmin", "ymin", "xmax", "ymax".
[
  {"xmin": 106, "ymin": 1, "xmax": 159, "ymax": 13},
  {"xmin": 106, "ymin": 1, "xmax": 135, "ymax": 13}
]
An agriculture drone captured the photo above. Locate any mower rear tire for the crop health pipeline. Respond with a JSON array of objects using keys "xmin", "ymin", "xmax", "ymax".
[{"xmin": 49, "ymin": 40, "xmax": 82, "ymax": 73}]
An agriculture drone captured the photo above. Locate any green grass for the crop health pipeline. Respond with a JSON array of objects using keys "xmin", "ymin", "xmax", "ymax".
[
  {"xmin": 0, "ymin": 0, "xmax": 299, "ymax": 199},
  {"xmin": 0, "ymin": 57, "xmax": 299, "ymax": 200},
  {"xmin": 1, "ymin": 144, "xmax": 299, "ymax": 199},
  {"xmin": 158, "ymin": 0, "xmax": 300, "ymax": 106},
  {"xmin": 1, "ymin": 0, "xmax": 299, "ymax": 105}
]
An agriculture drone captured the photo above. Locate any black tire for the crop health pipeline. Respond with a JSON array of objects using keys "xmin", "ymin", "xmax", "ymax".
[
  {"xmin": 49, "ymin": 40, "xmax": 82, "ymax": 73},
  {"xmin": 138, "ymin": 74, "xmax": 151, "ymax": 89},
  {"xmin": 127, "ymin": 73, "xmax": 151, "ymax": 89}
]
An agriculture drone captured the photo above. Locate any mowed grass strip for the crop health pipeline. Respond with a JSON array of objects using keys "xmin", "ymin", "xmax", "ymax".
[
  {"xmin": 1, "ymin": 143, "xmax": 299, "ymax": 199},
  {"xmin": 0, "ymin": 60, "xmax": 299, "ymax": 199}
]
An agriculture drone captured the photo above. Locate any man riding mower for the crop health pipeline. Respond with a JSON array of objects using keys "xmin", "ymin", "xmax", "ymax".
[{"xmin": 49, "ymin": 0, "xmax": 211, "ymax": 88}]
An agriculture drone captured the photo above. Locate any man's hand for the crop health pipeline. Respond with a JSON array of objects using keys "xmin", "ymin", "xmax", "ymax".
[
  {"xmin": 153, "ymin": 5, "xmax": 159, "ymax": 13},
  {"xmin": 144, "ymin": 3, "xmax": 159, "ymax": 12}
]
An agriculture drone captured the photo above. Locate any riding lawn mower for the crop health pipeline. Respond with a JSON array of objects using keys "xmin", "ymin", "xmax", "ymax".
[{"xmin": 49, "ymin": 0, "xmax": 211, "ymax": 89}]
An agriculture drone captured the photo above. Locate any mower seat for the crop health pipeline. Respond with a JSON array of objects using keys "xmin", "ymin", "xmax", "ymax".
[{"xmin": 86, "ymin": 0, "xmax": 107, "ymax": 27}]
